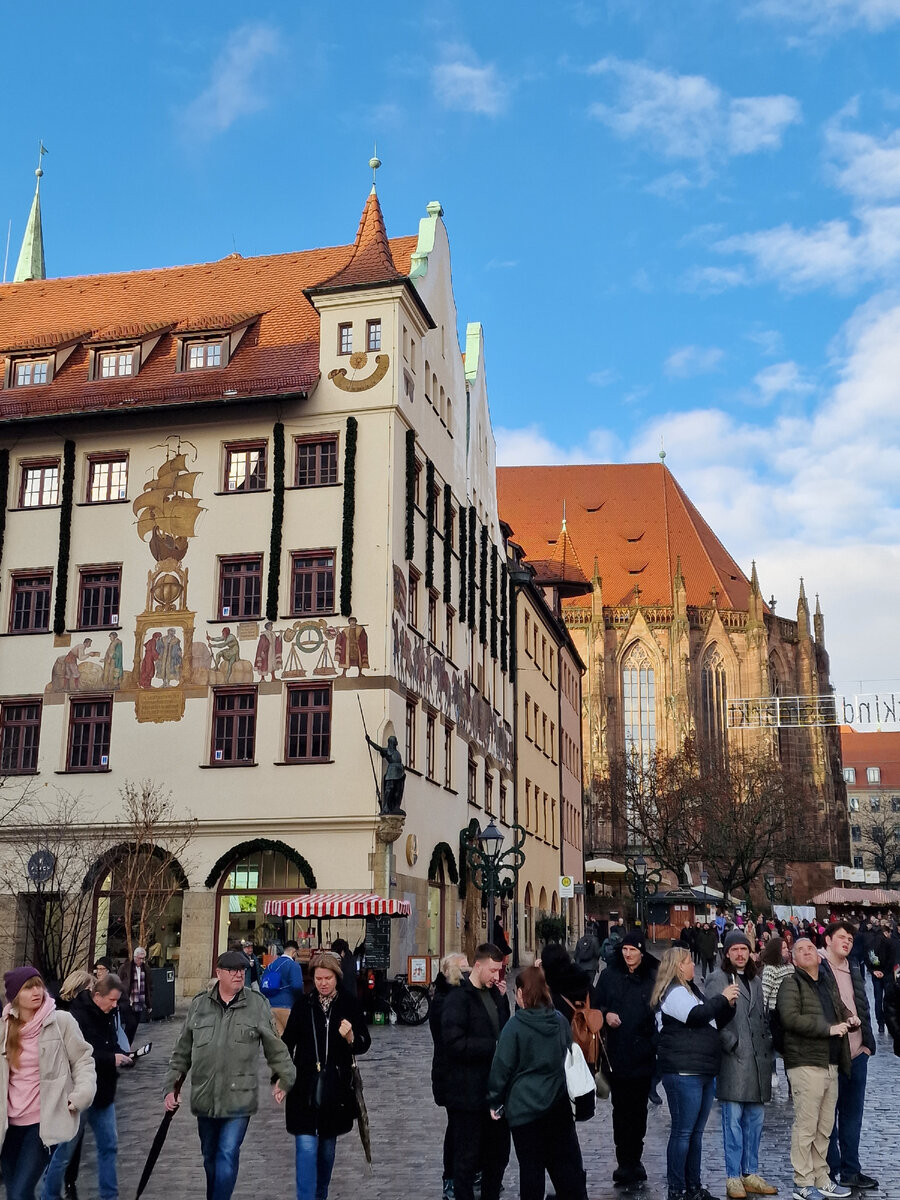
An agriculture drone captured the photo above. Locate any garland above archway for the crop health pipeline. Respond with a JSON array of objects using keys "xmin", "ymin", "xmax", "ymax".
[
  {"xmin": 83, "ymin": 842, "xmax": 191, "ymax": 893},
  {"xmin": 427, "ymin": 841, "xmax": 459, "ymax": 885},
  {"xmin": 203, "ymin": 838, "xmax": 317, "ymax": 890}
]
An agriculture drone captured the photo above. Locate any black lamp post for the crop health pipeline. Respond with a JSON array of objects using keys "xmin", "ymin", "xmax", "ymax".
[
  {"xmin": 763, "ymin": 871, "xmax": 792, "ymax": 916},
  {"xmin": 700, "ymin": 869, "xmax": 709, "ymax": 919},
  {"xmin": 624, "ymin": 853, "xmax": 661, "ymax": 931},
  {"xmin": 464, "ymin": 820, "xmax": 526, "ymax": 936}
]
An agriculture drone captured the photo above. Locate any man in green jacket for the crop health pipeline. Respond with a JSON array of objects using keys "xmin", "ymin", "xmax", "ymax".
[
  {"xmin": 776, "ymin": 939, "xmax": 855, "ymax": 1200},
  {"xmin": 164, "ymin": 950, "xmax": 296, "ymax": 1200}
]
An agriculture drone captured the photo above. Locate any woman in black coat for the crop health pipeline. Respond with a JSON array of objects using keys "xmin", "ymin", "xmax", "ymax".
[
  {"xmin": 592, "ymin": 932, "xmax": 658, "ymax": 1186},
  {"xmin": 280, "ymin": 951, "xmax": 371, "ymax": 1200},
  {"xmin": 430, "ymin": 953, "xmax": 470, "ymax": 1200}
]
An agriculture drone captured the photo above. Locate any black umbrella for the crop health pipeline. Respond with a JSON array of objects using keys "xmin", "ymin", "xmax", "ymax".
[
  {"xmin": 135, "ymin": 1078, "xmax": 183, "ymax": 1199},
  {"xmin": 350, "ymin": 1056, "xmax": 372, "ymax": 1169}
]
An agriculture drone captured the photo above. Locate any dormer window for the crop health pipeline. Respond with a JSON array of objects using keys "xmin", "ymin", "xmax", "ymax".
[
  {"xmin": 187, "ymin": 340, "xmax": 223, "ymax": 370},
  {"xmin": 14, "ymin": 359, "xmax": 50, "ymax": 387},
  {"xmin": 99, "ymin": 350, "xmax": 135, "ymax": 378}
]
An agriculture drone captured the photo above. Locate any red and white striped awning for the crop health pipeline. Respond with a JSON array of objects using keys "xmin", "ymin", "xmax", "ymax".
[{"xmin": 264, "ymin": 892, "xmax": 411, "ymax": 918}]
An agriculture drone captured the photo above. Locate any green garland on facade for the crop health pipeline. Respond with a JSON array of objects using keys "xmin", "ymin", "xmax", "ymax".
[
  {"xmin": 425, "ymin": 458, "xmax": 435, "ymax": 589},
  {"xmin": 479, "ymin": 524, "xmax": 488, "ymax": 646},
  {"xmin": 458, "ymin": 504, "xmax": 467, "ymax": 620},
  {"xmin": 442, "ymin": 484, "xmax": 453, "ymax": 603},
  {"xmin": 204, "ymin": 837, "xmax": 316, "ymax": 890},
  {"xmin": 405, "ymin": 429, "xmax": 416, "ymax": 561},
  {"xmin": 467, "ymin": 506, "xmax": 477, "ymax": 630},
  {"xmin": 508, "ymin": 570, "xmax": 517, "ymax": 682},
  {"xmin": 340, "ymin": 416, "xmax": 358, "ymax": 616},
  {"xmin": 500, "ymin": 561, "xmax": 509, "ymax": 673},
  {"xmin": 53, "ymin": 440, "xmax": 76, "ymax": 636},
  {"xmin": 0, "ymin": 449, "xmax": 9, "ymax": 577},
  {"xmin": 266, "ymin": 421, "xmax": 286, "ymax": 621},
  {"xmin": 427, "ymin": 841, "xmax": 460, "ymax": 885},
  {"xmin": 490, "ymin": 545, "xmax": 498, "ymax": 660}
]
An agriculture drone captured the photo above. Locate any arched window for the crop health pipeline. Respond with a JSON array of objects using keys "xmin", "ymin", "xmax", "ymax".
[
  {"xmin": 622, "ymin": 643, "xmax": 656, "ymax": 760},
  {"xmin": 701, "ymin": 646, "xmax": 728, "ymax": 765},
  {"xmin": 213, "ymin": 843, "xmax": 313, "ymax": 957},
  {"xmin": 523, "ymin": 882, "xmax": 534, "ymax": 951},
  {"xmin": 92, "ymin": 848, "xmax": 188, "ymax": 974}
]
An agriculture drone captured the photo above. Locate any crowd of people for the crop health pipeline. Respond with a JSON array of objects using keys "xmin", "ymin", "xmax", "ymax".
[{"xmin": 0, "ymin": 911, "xmax": 897, "ymax": 1200}]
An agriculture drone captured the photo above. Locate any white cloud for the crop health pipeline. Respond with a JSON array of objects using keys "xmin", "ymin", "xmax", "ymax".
[
  {"xmin": 497, "ymin": 294, "xmax": 900, "ymax": 682},
  {"xmin": 747, "ymin": 0, "xmax": 900, "ymax": 32},
  {"xmin": 681, "ymin": 264, "xmax": 749, "ymax": 293},
  {"xmin": 587, "ymin": 368, "xmax": 618, "ymax": 387},
  {"xmin": 713, "ymin": 206, "xmax": 900, "ymax": 292},
  {"xmin": 432, "ymin": 49, "xmax": 507, "ymax": 116},
  {"xmin": 494, "ymin": 425, "xmax": 589, "ymax": 466},
  {"xmin": 664, "ymin": 344, "xmax": 725, "ymax": 378},
  {"xmin": 182, "ymin": 24, "xmax": 280, "ymax": 138},
  {"xmin": 745, "ymin": 327, "xmax": 784, "ymax": 356},
  {"xmin": 752, "ymin": 360, "xmax": 815, "ymax": 404},
  {"xmin": 825, "ymin": 108, "xmax": 900, "ymax": 201},
  {"xmin": 587, "ymin": 57, "xmax": 800, "ymax": 169}
]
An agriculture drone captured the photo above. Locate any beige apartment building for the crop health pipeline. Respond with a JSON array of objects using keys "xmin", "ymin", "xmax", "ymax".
[
  {"xmin": 0, "ymin": 180, "xmax": 538, "ymax": 993},
  {"xmin": 508, "ymin": 549, "xmax": 585, "ymax": 956}
]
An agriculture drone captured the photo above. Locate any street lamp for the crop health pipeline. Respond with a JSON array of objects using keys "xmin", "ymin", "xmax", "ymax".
[
  {"xmin": 464, "ymin": 820, "xmax": 526, "ymax": 937},
  {"xmin": 763, "ymin": 871, "xmax": 790, "ymax": 916},
  {"xmin": 700, "ymin": 870, "xmax": 709, "ymax": 919},
  {"xmin": 623, "ymin": 854, "xmax": 661, "ymax": 931}
]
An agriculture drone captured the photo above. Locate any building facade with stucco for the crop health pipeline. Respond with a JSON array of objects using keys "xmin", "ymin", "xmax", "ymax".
[{"xmin": 0, "ymin": 181, "xmax": 533, "ymax": 993}]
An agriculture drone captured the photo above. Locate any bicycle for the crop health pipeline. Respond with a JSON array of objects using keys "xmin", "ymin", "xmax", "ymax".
[{"xmin": 365, "ymin": 970, "xmax": 431, "ymax": 1024}]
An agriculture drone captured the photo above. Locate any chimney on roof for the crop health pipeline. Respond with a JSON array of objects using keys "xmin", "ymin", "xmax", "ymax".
[{"xmin": 12, "ymin": 142, "xmax": 47, "ymax": 283}]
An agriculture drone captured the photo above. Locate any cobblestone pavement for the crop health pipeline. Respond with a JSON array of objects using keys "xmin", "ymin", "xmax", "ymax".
[{"xmin": 10, "ymin": 989, "xmax": 899, "ymax": 1200}]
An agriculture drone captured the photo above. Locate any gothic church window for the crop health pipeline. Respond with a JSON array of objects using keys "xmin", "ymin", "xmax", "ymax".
[
  {"xmin": 622, "ymin": 643, "xmax": 656, "ymax": 760},
  {"xmin": 700, "ymin": 646, "xmax": 728, "ymax": 764}
]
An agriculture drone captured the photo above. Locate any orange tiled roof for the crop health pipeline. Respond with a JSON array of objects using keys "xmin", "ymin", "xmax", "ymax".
[
  {"xmin": 497, "ymin": 462, "xmax": 754, "ymax": 610},
  {"xmin": 314, "ymin": 191, "xmax": 401, "ymax": 290},
  {"xmin": 0, "ymin": 215, "xmax": 417, "ymax": 422},
  {"xmin": 840, "ymin": 726, "xmax": 900, "ymax": 788}
]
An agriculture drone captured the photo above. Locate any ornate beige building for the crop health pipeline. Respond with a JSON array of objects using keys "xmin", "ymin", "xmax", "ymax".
[
  {"xmin": 0, "ymin": 181, "xmax": 573, "ymax": 991},
  {"xmin": 497, "ymin": 462, "xmax": 849, "ymax": 904}
]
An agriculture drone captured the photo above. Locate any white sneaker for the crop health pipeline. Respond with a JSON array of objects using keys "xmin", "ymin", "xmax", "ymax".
[{"xmin": 820, "ymin": 1185, "xmax": 851, "ymax": 1199}]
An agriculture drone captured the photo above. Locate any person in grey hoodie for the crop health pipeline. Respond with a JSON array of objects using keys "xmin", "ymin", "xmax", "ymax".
[{"xmin": 487, "ymin": 966, "xmax": 588, "ymax": 1200}]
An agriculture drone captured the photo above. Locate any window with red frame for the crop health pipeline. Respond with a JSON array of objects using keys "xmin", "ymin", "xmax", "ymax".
[
  {"xmin": 87, "ymin": 454, "xmax": 128, "ymax": 503},
  {"xmin": 218, "ymin": 556, "xmax": 263, "ymax": 619},
  {"xmin": 224, "ymin": 441, "xmax": 267, "ymax": 492},
  {"xmin": 77, "ymin": 567, "xmax": 121, "ymax": 629},
  {"xmin": 0, "ymin": 701, "xmax": 42, "ymax": 774},
  {"xmin": 285, "ymin": 684, "xmax": 332, "ymax": 762},
  {"xmin": 9, "ymin": 572, "xmax": 51, "ymax": 633},
  {"xmin": 295, "ymin": 436, "xmax": 338, "ymax": 487},
  {"xmin": 19, "ymin": 460, "xmax": 59, "ymax": 508},
  {"xmin": 290, "ymin": 551, "xmax": 335, "ymax": 615},
  {"xmin": 67, "ymin": 697, "xmax": 111, "ymax": 771}
]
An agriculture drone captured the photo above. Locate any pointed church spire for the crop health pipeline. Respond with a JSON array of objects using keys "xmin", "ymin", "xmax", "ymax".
[
  {"xmin": 797, "ymin": 577, "xmax": 810, "ymax": 639},
  {"xmin": 13, "ymin": 143, "xmax": 47, "ymax": 283},
  {"xmin": 750, "ymin": 559, "xmax": 761, "ymax": 595},
  {"xmin": 315, "ymin": 158, "xmax": 400, "ymax": 290},
  {"xmin": 814, "ymin": 593, "xmax": 825, "ymax": 645},
  {"xmin": 747, "ymin": 559, "xmax": 764, "ymax": 628}
]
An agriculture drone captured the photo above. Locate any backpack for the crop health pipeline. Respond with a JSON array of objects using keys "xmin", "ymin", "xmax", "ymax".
[
  {"xmin": 562, "ymin": 994, "xmax": 605, "ymax": 1069},
  {"xmin": 260, "ymin": 957, "xmax": 286, "ymax": 996},
  {"xmin": 600, "ymin": 938, "xmax": 617, "ymax": 965}
]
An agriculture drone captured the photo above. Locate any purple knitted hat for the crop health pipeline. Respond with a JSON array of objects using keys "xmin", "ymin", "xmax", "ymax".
[{"xmin": 4, "ymin": 966, "xmax": 42, "ymax": 1004}]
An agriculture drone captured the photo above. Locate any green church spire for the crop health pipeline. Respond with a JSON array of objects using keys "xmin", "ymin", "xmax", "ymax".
[{"xmin": 13, "ymin": 143, "xmax": 47, "ymax": 284}]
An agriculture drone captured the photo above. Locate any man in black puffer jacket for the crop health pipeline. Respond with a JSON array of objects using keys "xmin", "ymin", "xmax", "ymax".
[
  {"xmin": 592, "ymin": 932, "xmax": 658, "ymax": 1185},
  {"xmin": 442, "ymin": 944, "xmax": 510, "ymax": 1200},
  {"xmin": 430, "ymin": 953, "xmax": 471, "ymax": 1200}
]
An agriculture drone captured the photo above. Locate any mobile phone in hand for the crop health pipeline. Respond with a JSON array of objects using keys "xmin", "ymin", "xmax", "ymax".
[{"xmin": 131, "ymin": 1042, "xmax": 152, "ymax": 1058}]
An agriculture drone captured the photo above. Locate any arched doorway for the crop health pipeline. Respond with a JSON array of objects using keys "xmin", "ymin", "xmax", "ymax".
[
  {"xmin": 208, "ymin": 839, "xmax": 316, "ymax": 958},
  {"xmin": 523, "ymin": 882, "xmax": 534, "ymax": 953},
  {"xmin": 426, "ymin": 841, "xmax": 458, "ymax": 959},
  {"xmin": 91, "ymin": 846, "xmax": 188, "ymax": 974}
]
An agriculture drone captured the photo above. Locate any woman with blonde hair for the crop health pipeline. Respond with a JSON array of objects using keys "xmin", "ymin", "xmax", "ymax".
[
  {"xmin": 57, "ymin": 970, "xmax": 95, "ymax": 1010},
  {"xmin": 652, "ymin": 948, "xmax": 738, "ymax": 1200},
  {"xmin": 0, "ymin": 967, "xmax": 96, "ymax": 1200}
]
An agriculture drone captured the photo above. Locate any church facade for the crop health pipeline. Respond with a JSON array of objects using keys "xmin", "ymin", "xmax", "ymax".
[{"xmin": 497, "ymin": 462, "xmax": 850, "ymax": 904}]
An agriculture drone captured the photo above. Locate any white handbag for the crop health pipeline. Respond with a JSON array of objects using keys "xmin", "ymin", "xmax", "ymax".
[{"xmin": 564, "ymin": 1043, "xmax": 596, "ymax": 1120}]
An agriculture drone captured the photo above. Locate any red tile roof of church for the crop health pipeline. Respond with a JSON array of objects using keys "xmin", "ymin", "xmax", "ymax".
[
  {"xmin": 0, "ymin": 214, "xmax": 416, "ymax": 422},
  {"xmin": 497, "ymin": 462, "xmax": 754, "ymax": 610}
]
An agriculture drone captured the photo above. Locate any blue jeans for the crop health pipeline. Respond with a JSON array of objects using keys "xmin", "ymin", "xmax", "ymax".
[
  {"xmin": 826, "ymin": 1051, "xmax": 868, "ymax": 1180},
  {"xmin": 661, "ymin": 1073, "xmax": 716, "ymax": 1193},
  {"xmin": 196, "ymin": 1115, "xmax": 251, "ymax": 1200},
  {"xmin": 721, "ymin": 1101, "xmax": 765, "ymax": 1178},
  {"xmin": 43, "ymin": 1103, "xmax": 118, "ymax": 1200},
  {"xmin": 1, "ymin": 1124, "xmax": 50, "ymax": 1200},
  {"xmin": 295, "ymin": 1133, "xmax": 337, "ymax": 1200}
]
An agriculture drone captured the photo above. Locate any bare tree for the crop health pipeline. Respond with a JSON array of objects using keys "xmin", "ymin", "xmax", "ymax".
[
  {"xmin": 863, "ymin": 819, "xmax": 900, "ymax": 887},
  {"xmin": 0, "ymin": 788, "xmax": 111, "ymax": 984},
  {"xmin": 112, "ymin": 780, "xmax": 197, "ymax": 958}
]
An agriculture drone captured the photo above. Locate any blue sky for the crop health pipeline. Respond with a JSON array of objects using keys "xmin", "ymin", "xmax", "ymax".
[{"xmin": 4, "ymin": 0, "xmax": 900, "ymax": 697}]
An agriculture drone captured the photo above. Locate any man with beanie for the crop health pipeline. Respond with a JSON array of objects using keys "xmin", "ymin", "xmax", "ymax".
[
  {"xmin": 706, "ymin": 931, "xmax": 777, "ymax": 1199},
  {"xmin": 592, "ymin": 930, "xmax": 658, "ymax": 1186},
  {"xmin": 819, "ymin": 922, "xmax": 878, "ymax": 1191},
  {"xmin": 164, "ymin": 950, "xmax": 296, "ymax": 1200},
  {"xmin": 777, "ymin": 939, "xmax": 855, "ymax": 1200}
]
